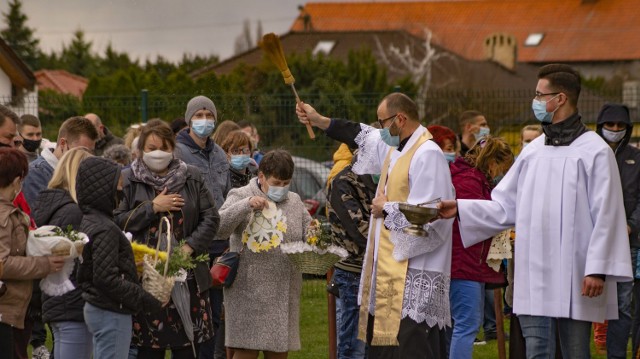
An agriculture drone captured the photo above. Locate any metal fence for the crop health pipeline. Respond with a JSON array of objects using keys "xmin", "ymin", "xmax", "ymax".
[{"xmin": 6, "ymin": 88, "xmax": 637, "ymax": 164}]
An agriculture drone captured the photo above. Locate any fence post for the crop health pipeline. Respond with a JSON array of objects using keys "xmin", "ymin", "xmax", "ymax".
[{"xmin": 141, "ymin": 89, "xmax": 148, "ymax": 123}]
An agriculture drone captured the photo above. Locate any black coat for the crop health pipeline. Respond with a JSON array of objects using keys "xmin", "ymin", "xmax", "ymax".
[
  {"xmin": 114, "ymin": 164, "xmax": 219, "ymax": 292},
  {"xmin": 32, "ymin": 189, "xmax": 84, "ymax": 323},
  {"xmin": 77, "ymin": 157, "xmax": 161, "ymax": 315},
  {"xmin": 596, "ymin": 104, "xmax": 640, "ymax": 247}
]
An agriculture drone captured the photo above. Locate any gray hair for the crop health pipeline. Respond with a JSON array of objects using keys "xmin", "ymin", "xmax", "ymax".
[{"xmin": 102, "ymin": 144, "xmax": 132, "ymax": 166}]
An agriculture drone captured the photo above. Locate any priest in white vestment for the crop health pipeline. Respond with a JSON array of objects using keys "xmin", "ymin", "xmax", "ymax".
[
  {"xmin": 439, "ymin": 64, "xmax": 633, "ymax": 358},
  {"xmin": 297, "ymin": 93, "xmax": 454, "ymax": 358}
]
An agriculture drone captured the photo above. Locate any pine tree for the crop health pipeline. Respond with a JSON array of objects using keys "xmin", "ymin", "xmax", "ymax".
[
  {"xmin": 1, "ymin": 0, "xmax": 40, "ymax": 69},
  {"xmin": 60, "ymin": 29, "xmax": 96, "ymax": 76}
]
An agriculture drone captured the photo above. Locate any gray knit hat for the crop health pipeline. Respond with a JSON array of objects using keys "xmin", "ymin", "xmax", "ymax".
[{"xmin": 185, "ymin": 96, "xmax": 217, "ymax": 124}]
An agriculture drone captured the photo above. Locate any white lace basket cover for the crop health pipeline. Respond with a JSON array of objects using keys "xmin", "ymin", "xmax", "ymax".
[{"xmin": 26, "ymin": 225, "xmax": 89, "ymax": 296}]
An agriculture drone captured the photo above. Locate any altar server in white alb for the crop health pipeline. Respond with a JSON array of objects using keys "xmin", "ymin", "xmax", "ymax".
[
  {"xmin": 297, "ymin": 93, "xmax": 454, "ymax": 358},
  {"xmin": 438, "ymin": 64, "xmax": 633, "ymax": 358}
]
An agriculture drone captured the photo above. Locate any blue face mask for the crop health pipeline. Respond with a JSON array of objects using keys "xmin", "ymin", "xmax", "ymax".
[
  {"xmin": 267, "ymin": 185, "xmax": 289, "ymax": 203},
  {"xmin": 191, "ymin": 119, "xmax": 215, "ymax": 138},
  {"xmin": 475, "ymin": 127, "xmax": 490, "ymax": 141},
  {"xmin": 443, "ymin": 152, "xmax": 456, "ymax": 163},
  {"xmin": 380, "ymin": 127, "xmax": 400, "ymax": 147},
  {"xmin": 531, "ymin": 95, "xmax": 559, "ymax": 124},
  {"xmin": 230, "ymin": 154, "xmax": 251, "ymax": 170}
]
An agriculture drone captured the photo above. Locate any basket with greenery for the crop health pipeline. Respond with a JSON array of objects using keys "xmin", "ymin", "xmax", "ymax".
[{"xmin": 280, "ymin": 219, "xmax": 348, "ymax": 275}]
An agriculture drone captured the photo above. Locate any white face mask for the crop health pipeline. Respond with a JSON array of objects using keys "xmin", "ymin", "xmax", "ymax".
[
  {"xmin": 142, "ymin": 150, "xmax": 173, "ymax": 172},
  {"xmin": 602, "ymin": 128, "xmax": 626, "ymax": 144}
]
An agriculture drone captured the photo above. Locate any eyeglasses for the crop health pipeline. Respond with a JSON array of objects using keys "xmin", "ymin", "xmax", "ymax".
[
  {"xmin": 229, "ymin": 147, "xmax": 251, "ymax": 155},
  {"xmin": 534, "ymin": 92, "xmax": 559, "ymax": 100},
  {"xmin": 377, "ymin": 113, "xmax": 398, "ymax": 128}
]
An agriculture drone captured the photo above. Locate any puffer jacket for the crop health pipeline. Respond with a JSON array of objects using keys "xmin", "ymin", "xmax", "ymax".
[
  {"xmin": 114, "ymin": 163, "xmax": 219, "ymax": 293},
  {"xmin": 450, "ymin": 157, "xmax": 504, "ymax": 284},
  {"xmin": 596, "ymin": 104, "xmax": 640, "ymax": 248},
  {"xmin": 33, "ymin": 188, "xmax": 84, "ymax": 323},
  {"xmin": 0, "ymin": 198, "xmax": 50, "ymax": 329},
  {"xmin": 77, "ymin": 157, "xmax": 161, "ymax": 314}
]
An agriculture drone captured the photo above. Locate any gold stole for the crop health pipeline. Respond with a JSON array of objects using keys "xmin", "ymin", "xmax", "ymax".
[{"xmin": 357, "ymin": 130, "xmax": 432, "ymax": 346}]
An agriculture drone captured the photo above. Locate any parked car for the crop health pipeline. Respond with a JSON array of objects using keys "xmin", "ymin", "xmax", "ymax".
[{"xmin": 291, "ymin": 156, "xmax": 330, "ymax": 218}]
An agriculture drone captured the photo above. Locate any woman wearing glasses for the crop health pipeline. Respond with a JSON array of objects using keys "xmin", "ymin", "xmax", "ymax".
[{"xmin": 221, "ymin": 130, "xmax": 256, "ymax": 189}]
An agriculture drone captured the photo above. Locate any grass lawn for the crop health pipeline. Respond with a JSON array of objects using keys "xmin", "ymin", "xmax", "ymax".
[{"xmin": 30, "ymin": 279, "xmax": 626, "ymax": 358}]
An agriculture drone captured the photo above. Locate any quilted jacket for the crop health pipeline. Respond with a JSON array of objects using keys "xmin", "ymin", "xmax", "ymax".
[
  {"xmin": 33, "ymin": 189, "xmax": 85, "ymax": 323},
  {"xmin": 77, "ymin": 157, "xmax": 161, "ymax": 314}
]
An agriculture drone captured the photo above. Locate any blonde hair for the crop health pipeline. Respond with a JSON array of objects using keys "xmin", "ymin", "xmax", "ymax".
[
  {"xmin": 124, "ymin": 123, "xmax": 145, "ymax": 150},
  {"xmin": 464, "ymin": 135, "xmax": 514, "ymax": 179},
  {"xmin": 521, "ymin": 124, "xmax": 542, "ymax": 139},
  {"xmin": 48, "ymin": 147, "xmax": 93, "ymax": 202}
]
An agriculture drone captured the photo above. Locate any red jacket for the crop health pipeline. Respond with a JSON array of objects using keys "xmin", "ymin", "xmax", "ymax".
[
  {"xmin": 450, "ymin": 157, "xmax": 504, "ymax": 284},
  {"xmin": 13, "ymin": 192, "xmax": 36, "ymax": 230}
]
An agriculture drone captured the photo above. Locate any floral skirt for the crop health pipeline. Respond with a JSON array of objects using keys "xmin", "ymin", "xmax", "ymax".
[{"xmin": 132, "ymin": 274, "xmax": 213, "ymax": 349}]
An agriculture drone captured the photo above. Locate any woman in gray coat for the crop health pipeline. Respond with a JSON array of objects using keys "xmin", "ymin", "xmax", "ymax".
[{"xmin": 217, "ymin": 150, "xmax": 311, "ymax": 359}]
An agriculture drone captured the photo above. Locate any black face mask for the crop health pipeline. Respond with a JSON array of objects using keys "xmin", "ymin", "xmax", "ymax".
[{"xmin": 22, "ymin": 138, "xmax": 41, "ymax": 153}]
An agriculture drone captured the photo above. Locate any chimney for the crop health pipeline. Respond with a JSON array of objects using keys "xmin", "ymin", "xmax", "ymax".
[{"xmin": 483, "ymin": 33, "xmax": 517, "ymax": 70}]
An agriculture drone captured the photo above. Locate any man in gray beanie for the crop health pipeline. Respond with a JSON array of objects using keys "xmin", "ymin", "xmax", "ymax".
[{"xmin": 173, "ymin": 95, "xmax": 230, "ymax": 359}]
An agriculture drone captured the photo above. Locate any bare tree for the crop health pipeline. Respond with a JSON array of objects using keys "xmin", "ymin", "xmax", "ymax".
[
  {"xmin": 256, "ymin": 20, "xmax": 263, "ymax": 45},
  {"xmin": 375, "ymin": 29, "xmax": 459, "ymax": 120},
  {"xmin": 234, "ymin": 19, "xmax": 253, "ymax": 55}
]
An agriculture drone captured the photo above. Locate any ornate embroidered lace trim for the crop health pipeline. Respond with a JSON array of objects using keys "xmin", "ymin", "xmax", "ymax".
[
  {"xmin": 368, "ymin": 268, "xmax": 451, "ymax": 329},
  {"xmin": 352, "ymin": 123, "xmax": 380, "ymax": 175},
  {"xmin": 383, "ymin": 202, "xmax": 442, "ymax": 260},
  {"xmin": 402, "ymin": 268, "xmax": 451, "ymax": 329}
]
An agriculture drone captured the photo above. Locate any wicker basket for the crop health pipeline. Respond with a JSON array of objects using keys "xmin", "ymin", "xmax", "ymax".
[
  {"xmin": 141, "ymin": 217, "xmax": 175, "ymax": 304},
  {"xmin": 286, "ymin": 251, "xmax": 343, "ymax": 275}
]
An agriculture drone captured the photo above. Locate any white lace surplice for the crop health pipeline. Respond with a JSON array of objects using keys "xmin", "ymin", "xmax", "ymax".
[{"xmin": 354, "ymin": 124, "xmax": 455, "ymax": 329}]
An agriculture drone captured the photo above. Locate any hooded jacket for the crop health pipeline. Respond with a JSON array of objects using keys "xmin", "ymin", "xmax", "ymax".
[
  {"xmin": 77, "ymin": 157, "xmax": 161, "ymax": 314},
  {"xmin": 596, "ymin": 104, "xmax": 640, "ymax": 248},
  {"xmin": 33, "ymin": 189, "xmax": 84, "ymax": 323},
  {"xmin": 450, "ymin": 157, "xmax": 504, "ymax": 284}
]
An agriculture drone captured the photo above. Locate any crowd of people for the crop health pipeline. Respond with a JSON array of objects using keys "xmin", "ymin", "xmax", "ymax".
[{"xmin": 0, "ymin": 62, "xmax": 638, "ymax": 359}]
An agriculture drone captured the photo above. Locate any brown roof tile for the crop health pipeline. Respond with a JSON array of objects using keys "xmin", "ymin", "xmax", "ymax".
[
  {"xmin": 291, "ymin": 0, "xmax": 640, "ymax": 62},
  {"xmin": 35, "ymin": 70, "xmax": 88, "ymax": 98}
]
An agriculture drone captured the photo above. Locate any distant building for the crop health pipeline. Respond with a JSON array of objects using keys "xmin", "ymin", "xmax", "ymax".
[
  {"xmin": 35, "ymin": 69, "xmax": 89, "ymax": 98},
  {"xmin": 0, "ymin": 35, "xmax": 37, "ymax": 116},
  {"xmin": 192, "ymin": 30, "xmax": 539, "ymax": 91},
  {"xmin": 288, "ymin": 0, "xmax": 640, "ymax": 108}
]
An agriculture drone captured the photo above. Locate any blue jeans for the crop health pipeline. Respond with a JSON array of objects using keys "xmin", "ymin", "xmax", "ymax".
[
  {"xmin": 84, "ymin": 302, "xmax": 132, "ymax": 359},
  {"xmin": 519, "ymin": 315, "xmax": 591, "ymax": 359},
  {"xmin": 449, "ymin": 280, "xmax": 484, "ymax": 359},
  {"xmin": 607, "ymin": 280, "xmax": 633, "ymax": 359},
  {"xmin": 51, "ymin": 321, "xmax": 93, "ymax": 359},
  {"xmin": 334, "ymin": 268, "xmax": 366, "ymax": 359}
]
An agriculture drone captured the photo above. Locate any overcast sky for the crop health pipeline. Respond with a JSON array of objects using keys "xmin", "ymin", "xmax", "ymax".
[{"xmin": 6, "ymin": 0, "xmax": 324, "ymax": 63}]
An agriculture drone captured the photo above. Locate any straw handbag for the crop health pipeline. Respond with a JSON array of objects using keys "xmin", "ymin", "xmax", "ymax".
[{"xmin": 141, "ymin": 216, "xmax": 175, "ymax": 304}]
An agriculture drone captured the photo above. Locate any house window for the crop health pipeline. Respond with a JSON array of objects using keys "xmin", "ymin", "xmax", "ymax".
[
  {"xmin": 524, "ymin": 33, "xmax": 544, "ymax": 47},
  {"xmin": 312, "ymin": 40, "xmax": 336, "ymax": 56}
]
